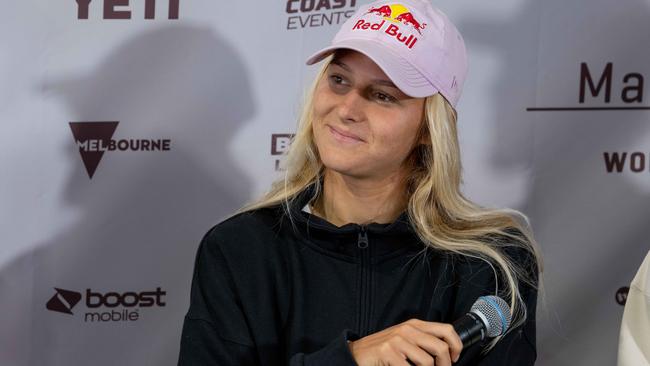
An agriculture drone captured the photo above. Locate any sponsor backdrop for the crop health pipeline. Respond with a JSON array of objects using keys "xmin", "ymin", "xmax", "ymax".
[{"xmin": 0, "ymin": 0, "xmax": 648, "ymax": 365}]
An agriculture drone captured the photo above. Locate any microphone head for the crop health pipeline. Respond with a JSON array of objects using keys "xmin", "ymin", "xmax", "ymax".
[{"xmin": 469, "ymin": 296, "xmax": 512, "ymax": 338}]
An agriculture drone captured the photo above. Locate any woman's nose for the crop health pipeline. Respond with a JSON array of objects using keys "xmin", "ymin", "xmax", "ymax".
[{"xmin": 336, "ymin": 89, "xmax": 366, "ymax": 123}]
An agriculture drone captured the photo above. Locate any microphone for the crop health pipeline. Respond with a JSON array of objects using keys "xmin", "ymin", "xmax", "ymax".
[
  {"xmin": 452, "ymin": 295, "xmax": 511, "ymax": 348},
  {"xmin": 406, "ymin": 296, "xmax": 512, "ymax": 365}
]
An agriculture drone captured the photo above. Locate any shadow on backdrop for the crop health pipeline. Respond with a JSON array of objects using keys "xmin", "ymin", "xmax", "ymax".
[
  {"xmin": 0, "ymin": 24, "xmax": 255, "ymax": 366},
  {"xmin": 460, "ymin": 1, "xmax": 650, "ymax": 365}
]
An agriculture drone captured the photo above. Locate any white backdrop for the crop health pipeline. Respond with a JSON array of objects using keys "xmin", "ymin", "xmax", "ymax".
[{"xmin": 1, "ymin": 0, "xmax": 649, "ymax": 365}]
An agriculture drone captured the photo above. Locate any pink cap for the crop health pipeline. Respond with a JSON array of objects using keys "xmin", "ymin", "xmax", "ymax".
[{"xmin": 305, "ymin": 0, "xmax": 468, "ymax": 108}]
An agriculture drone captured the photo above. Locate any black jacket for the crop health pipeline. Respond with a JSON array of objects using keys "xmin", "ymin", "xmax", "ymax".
[{"xmin": 178, "ymin": 184, "xmax": 538, "ymax": 365}]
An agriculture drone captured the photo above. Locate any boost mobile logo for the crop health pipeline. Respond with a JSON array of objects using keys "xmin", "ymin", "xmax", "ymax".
[
  {"xmin": 69, "ymin": 121, "xmax": 172, "ymax": 179},
  {"xmin": 46, "ymin": 288, "xmax": 82, "ymax": 315},
  {"xmin": 271, "ymin": 133, "xmax": 294, "ymax": 171},
  {"xmin": 46, "ymin": 287, "xmax": 166, "ymax": 322}
]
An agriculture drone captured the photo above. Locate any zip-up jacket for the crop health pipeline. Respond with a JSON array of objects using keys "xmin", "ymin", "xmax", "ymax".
[{"xmin": 178, "ymin": 183, "xmax": 538, "ymax": 365}]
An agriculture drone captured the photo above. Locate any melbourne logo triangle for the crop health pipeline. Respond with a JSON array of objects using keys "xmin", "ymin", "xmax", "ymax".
[
  {"xmin": 46, "ymin": 288, "xmax": 82, "ymax": 315},
  {"xmin": 69, "ymin": 121, "xmax": 119, "ymax": 179}
]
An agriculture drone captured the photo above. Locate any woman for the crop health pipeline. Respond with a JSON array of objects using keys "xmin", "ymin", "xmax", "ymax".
[{"xmin": 178, "ymin": 0, "xmax": 541, "ymax": 365}]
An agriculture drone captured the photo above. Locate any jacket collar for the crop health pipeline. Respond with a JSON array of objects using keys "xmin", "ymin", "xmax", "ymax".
[{"xmin": 285, "ymin": 181, "xmax": 423, "ymax": 258}]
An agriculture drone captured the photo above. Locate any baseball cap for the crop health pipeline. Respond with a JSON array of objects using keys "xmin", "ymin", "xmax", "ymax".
[{"xmin": 305, "ymin": 0, "xmax": 468, "ymax": 108}]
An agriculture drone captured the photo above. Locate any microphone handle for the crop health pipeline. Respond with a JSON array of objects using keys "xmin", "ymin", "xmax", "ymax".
[
  {"xmin": 406, "ymin": 313, "xmax": 486, "ymax": 365},
  {"xmin": 452, "ymin": 312, "xmax": 485, "ymax": 348}
]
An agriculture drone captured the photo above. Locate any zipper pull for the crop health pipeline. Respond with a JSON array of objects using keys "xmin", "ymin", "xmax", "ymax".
[{"xmin": 357, "ymin": 226, "xmax": 369, "ymax": 249}]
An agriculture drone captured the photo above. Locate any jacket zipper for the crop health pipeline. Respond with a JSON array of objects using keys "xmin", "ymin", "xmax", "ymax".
[{"xmin": 357, "ymin": 225, "xmax": 372, "ymax": 336}]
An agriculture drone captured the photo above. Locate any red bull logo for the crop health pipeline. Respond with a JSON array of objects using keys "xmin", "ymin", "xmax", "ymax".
[
  {"xmin": 367, "ymin": 5, "xmax": 392, "ymax": 18},
  {"xmin": 352, "ymin": 3, "xmax": 426, "ymax": 49},
  {"xmin": 365, "ymin": 3, "xmax": 427, "ymax": 34}
]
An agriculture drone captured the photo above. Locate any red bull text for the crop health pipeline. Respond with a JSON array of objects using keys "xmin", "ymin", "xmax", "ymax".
[{"xmin": 352, "ymin": 19, "xmax": 418, "ymax": 49}]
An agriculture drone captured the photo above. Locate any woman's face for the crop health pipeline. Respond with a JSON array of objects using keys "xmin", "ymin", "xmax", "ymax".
[{"xmin": 312, "ymin": 50, "xmax": 426, "ymax": 180}]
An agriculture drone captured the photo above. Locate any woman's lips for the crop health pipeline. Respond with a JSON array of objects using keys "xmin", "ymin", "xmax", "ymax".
[{"xmin": 327, "ymin": 125, "xmax": 364, "ymax": 143}]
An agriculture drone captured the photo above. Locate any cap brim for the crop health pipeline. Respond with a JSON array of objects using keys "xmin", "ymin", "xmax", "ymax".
[{"xmin": 305, "ymin": 39, "xmax": 439, "ymax": 98}]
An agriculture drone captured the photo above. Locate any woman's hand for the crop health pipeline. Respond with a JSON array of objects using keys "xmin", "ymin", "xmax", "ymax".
[{"xmin": 348, "ymin": 319, "xmax": 463, "ymax": 366}]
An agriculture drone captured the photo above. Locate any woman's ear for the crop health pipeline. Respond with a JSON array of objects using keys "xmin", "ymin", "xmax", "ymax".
[
  {"xmin": 418, "ymin": 134, "xmax": 431, "ymax": 146},
  {"xmin": 417, "ymin": 123, "xmax": 431, "ymax": 146}
]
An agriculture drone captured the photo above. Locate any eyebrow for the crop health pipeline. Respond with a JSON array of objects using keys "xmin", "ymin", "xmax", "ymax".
[{"xmin": 330, "ymin": 59, "xmax": 400, "ymax": 90}]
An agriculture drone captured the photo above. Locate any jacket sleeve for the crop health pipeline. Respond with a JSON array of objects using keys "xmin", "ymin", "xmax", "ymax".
[
  {"xmin": 178, "ymin": 227, "xmax": 361, "ymax": 366},
  {"xmin": 289, "ymin": 329, "xmax": 361, "ymax": 366},
  {"xmin": 177, "ymin": 227, "xmax": 259, "ymax": 365},
  {"xmin": 454, "ymin": 243, "xmax": 539, "ymax": 366}
]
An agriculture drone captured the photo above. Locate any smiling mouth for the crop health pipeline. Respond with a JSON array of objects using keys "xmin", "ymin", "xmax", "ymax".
[{"xmin": 327, "ymin": 125, "xmax": 364, "ymax": 143}]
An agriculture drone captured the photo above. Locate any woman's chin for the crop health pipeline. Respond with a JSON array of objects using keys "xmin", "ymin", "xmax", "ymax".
[
  {"xmin": 321, "ymin": 160, "xmax": 356, "ymax": 175},
  {"xmin": 321, "ymin": 160, "xmax": 372, "ymax": 179}
]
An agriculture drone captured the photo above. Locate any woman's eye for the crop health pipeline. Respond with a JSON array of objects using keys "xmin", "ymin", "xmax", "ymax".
[
  {"xmin": 329, "ymin": 75, "xmax": 346, "ymax": 85},
  {"xmin": 327, "ymin": 75, "xmax": 353, "ymax": 95},
  {"xmin": 375, "ymin": 92, "xmax": 396, "ymax": 103}
]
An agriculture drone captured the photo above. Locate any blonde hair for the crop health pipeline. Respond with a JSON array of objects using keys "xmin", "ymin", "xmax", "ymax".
[{"xmin": 236, "ymin": 53, "xmax": 542, "ymax": 351}]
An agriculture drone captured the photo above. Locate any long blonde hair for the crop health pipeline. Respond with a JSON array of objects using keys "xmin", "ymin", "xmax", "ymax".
[{"xmin": 236, "ymin": 53, "xmax": 542, "ymax": 351}]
